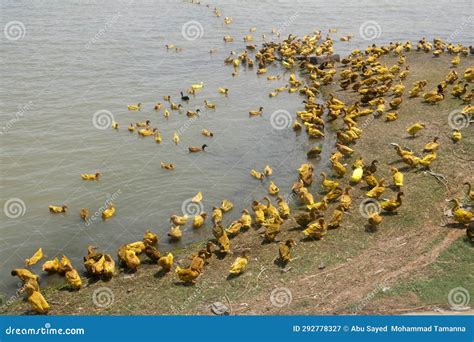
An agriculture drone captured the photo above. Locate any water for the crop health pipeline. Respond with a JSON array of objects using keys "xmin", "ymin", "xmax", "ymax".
[{"xmin": 0, "ymin": 0, "xmax": 472, "ymax": 297}]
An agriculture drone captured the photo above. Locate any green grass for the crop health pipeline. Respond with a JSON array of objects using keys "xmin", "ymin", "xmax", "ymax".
[{"xmin": 380, "ymin": 236, "xmax": 474, "ymax": 306}]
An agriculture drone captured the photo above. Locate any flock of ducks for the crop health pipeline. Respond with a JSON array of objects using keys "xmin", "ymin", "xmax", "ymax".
[{"xmin": 9, "ymin": 1, "xmax": 474, "ymax": 314}]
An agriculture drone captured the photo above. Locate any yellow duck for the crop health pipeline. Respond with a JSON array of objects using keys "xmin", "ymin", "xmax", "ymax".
[
  {"xmin": 81, "ymin": 172, "xmax": 101, "ymax": 180},
  {"xmin": 155, "ymin": 132, "xmax": 162, "ymax": 143},
  {"xmin": 65, "ymin": 268, "xmax": 82, "ymax": 290},
  {"xmin": 406, "ymin": 122, "xmax": 426, "ymax": 137},
  {"xmin": 381, "ymin": 192, "xmax": 404, "ymax": 212},
  {"xmin": 49, "ymin": 205, "xmax": 68, "ymax": 213},
  {"xmin": 212, "ymin": 207, "xmax": 223, "ymax": 225},
  {"xmin": 368, "ymin": 213, "xmax": 383, "ymax": 228},
  {"xmin": 220, "ymin": 199, "xmax": 233, "ymax": 212},
  {"xmin": 250, "ymin": 169, "xmax": 265, "ymax": 180},
  {"xmin": 204, "ymin": 100, "xmax": 216, "ymax": 109},
  {"xmin": 452, "ymin": 129, "xmax": 462, "ymax": 142},
  {"xmin": 391, "ymin": 167, "xmax": 404, "ymax": 187},
  {"xmin": 320, "ymin": 172, "xmax": 339, "ymax": 192},
  {"xmin": 276, "ymin": 196, "xmax": 290, "ymax": 219},
  {"xmin": 249, "ymin": 107, "xmax": 263, "ymax": 116},
  {"xmin": 170, "ymin": 215, "xmax": 188, "ymax": 226},
  {"xmin": 201, "ymin": 129, "xmax": 214, "ymax": 137},
  {"xmin": 423, "ymin": 137, "xmax": 440, "ymax": 152},
  {"xmin": 111, "ymin": 121, "xmax": 119, "ymax": 129},
  {"xmin": 172, "ymin": 132, "xmax": 180, "ymax": 145},
  {"xmin": 102, "ymin": 203, "xmax": 115, "ymax": 220},
  {"xmin": 450, "ymin": 199, "xmax": 473, "ymax": 224},
  {"xmin": 327, "ymin": 205, "xmax": 344, "ymax": 229},
  {"xmin": 268, "ymin": 181, "xmax": 279, "ymax": 195},
  {"xmin": 25, "ymin": 248, "xmax": 43, "ymax": 267},
  {"xmin": 42, "ymin": 257, "xmax": 59, "ymax": 273},
  {"xmin": 191, "ymin": 82, "xmax": 204, "ymax": 90},
  {"xmin": 366, "ymin": 179, "xmax": 386, "ymax": 198},
  {"xmin": 158, "ymin": 252, "xmax": 174, "ymax": 271},
  {"xmin": 351, "ymin": 166, "xmax": 363, "ymax": 184},
  {"xmin": 23, "ymin": 282, "xmax": 49, "ymax": 314},
  {"xmin": 168, "ymin": 226, "xmax": 182, "ymax": 241},
  {"xmin": 218, "ymin": 87, "xmax": 229, "ymax": 95},
  {"xmin": 175, "ymin": 266, "xmax": 200, "ymax": 284},
  {"xmin": 302, "ymin": 218, "xmax": 327, "ymax": 239},
  {"xmin": 278, "ymin": 239, "xmax": 297, "ymax": 265},
  {"xmin": 229, "ymin": 251, "xmax": 249, "ymax": 275},
  {"xmin": 160, "ymin": 162, "xmax": 175, "ymax": 170},
  {"xmin": 339, "ymin": 187, "xmax": 352, "ymax": 211},
  {"xmin": 128, "ymin": 123, "xmax": 135, "ymax": 132},
  {"xmin": 192, "ymin": 212, "xmax": 207, "ymax": 229},
  {"xmin": 127, "ymin": 103, "xmax": 141, "ymax": 111}
]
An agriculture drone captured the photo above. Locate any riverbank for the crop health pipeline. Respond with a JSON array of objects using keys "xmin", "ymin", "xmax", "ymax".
[{"xmin": 2, "ymin": 47, "xmax": 472, "ymax": 316}]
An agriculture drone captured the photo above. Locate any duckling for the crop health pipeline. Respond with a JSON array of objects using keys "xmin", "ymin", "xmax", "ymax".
[
  {"xmin": 102, "ymin": 203, "xmax": 115, "ymax": 220},
  {"xmin": 268, "ymin": 181, "xmax": 279, "ymax": 195},
  {"xmin": 381, "ymin": 192, "xmax": 404, "ymax": 212},
  {"xmin": 351, "ymin": 166, "xmax": 363, "ymax": 184},
  {"xmin": 11, "ymin": 269, "xmax": 39, "ymax": 284},
  {"xmin": 368, "ymin": 212, "xmax": 383, "ymax": 228},
  {"xmin": 339, "ymin": 187, "xmax": 352, "ymax": 211},
  {"xmin": 175, "ymin": 266, "xmax": 200, "ymax": 284},
  {"xmin": 452, "ymin": 129, "xmax": 462, "ymax": 142},
  {"xmin": 451, "ymin": 54, "xmax": 460, "ymax": 67},
  {"xmin": 390, "ymin": 167, "xmax": 404, "ymax": 187},
  {"xmin": 190, "ymin": 252, "xmax": 206, "ymax": 273},
  {"xmin": 170, "ymin": 215, "xmax": 188, "ymax": 225},
  {"xmin": 249, "ymin": 107, "xmax": 264, "ymax": 116},
  {"xmin": 128, "ymin": 123, "xmax": 135, "ymax": 132},
  {"xmin": 136, "ymin": 120, "xmax": 150, "ymax": 128},
  {"xmin": 276, "ymin": 196, "xmax": 290, "ymax": 219},
  {"xmin": 172, "ymin": 132, "xmax": 180, "ymax": 145},
  {"xmin": 406, "ymin": 122, "xmax": 426, "ymax": 137},
  {"xmin": 225, "ymin": 220, "xmax": 242, "ymax": 237},
  {"xmin": 229, "ymin": 251, "xmax": 249, "ymax": 275},
  {"xmin": 212, "ymin": 207, "xmax": 223, "ymax": 225},
  {"xmin": 111, "ymin": 121, "xmax": 119, "ymax": 129},
  {"xmin": 201, "ymin": 129, "xmax": 214, "ymax": 137},
  {"xmin": 278, "ymin": 239, "xmax": 297, "ymax": 265},
  {"xmin": 263, "ymin": 165, "xmax": 273, "ymax": 176},
  {"xmin": 42, "ymin": 257, "xmax": 59, "ymax": 273},
  {"xmin": 302, "ymin": 218, "xmax": 327, "ymax": 239},
  {"xmin": 154, "ymin": 131, "xmax": 162, "ymax": 143},
  {"xmin": 154, "ymin": 102, "xmax": 162, "ymax": 110},
  {"xmin": 204, "ymin": 100, "xmax": 216, "ymax": 109},
  {"xmin": 65, "ymin": 268, "xmax": 82, "ymax": 290},
  {"xmin": 192, "ymin": 212, "xmax": 207, "ymax": 229},
  {"xmin": 389, "ymin": 97, "xmax": 402, "ymax": 109},
  {"xmin": 306, "ymin": 146, "xmax": 322, "ymax": 158},
  {"xmin": 464, "ymin": 182, "xmax": 474, "ymax": 201},
  {"xmin": 320, "ymin": 172, "xmax": 339, "ymax": 192},
  {"xmin": 163, "ymin": 109, "xmax": 170, "ymax": 119},
  {"xmin": 220, "ymin": 199, "xmax": 233, "ymax": 212},
  {"xmin": 262, "ymin": 221, "xmax": 281, "ymax": 242},
  {"xmin": 450, "ymin": 199, "xmax": 473, "ymax": 224},
  {"xmin": 158, "ymin": 252, "xmax": 174, "ymax": 271},
  {"xmin": 25, "ymin": 248, "xmax": 43, "ymax": 267},
  {"xmin": 366, "ymin": 179, "xmax": 386, "ymax": 198},
  {"xmin": 143, "ymin": 230, "xmax": 158, "ymax": 245},
  {"xmin": 49, "ymin": 205, "xmax": 68, "ymax": 213},
  {"xmin": 81, "ymin": 172, "xmax": 101, "ymax": 180},
  {"xmin": 171, "ymin": 102, "xmax": 182, "ymax": 110},
  {"xmin": 423, "ymin": 137, "xmax": 440, "ymax": 152},
  {"xmin": 336, "ymin": 143, "xmax": 354, "ymax": 156},
  {"xmin": 218, "ymin": 87, "xmax": 229, "ymax": 95},
  {"xmin": 250, "ymin": 169, "xmax": 265, "ymax": 180},
  {"xmin": 127, "ymin": 103, "xmax": 141, "ymax": 111},
  {"xmin": 23, "ymin": 282, "xmax": 49, "ymax": 314},
  {"xmin": 168, "ymin": 225, "xmax": 182, "ymax": 241},
  {"xmin": 327, "ymin": 205, "xmax": 344, "ymax": 229},
  {"xmin": 186, "ymin": 109, "xmax": 201, "ymax": 117},
  {"xmin": 191, "ymin": 82, "xmax": 204, "ymax": 90},
  {"xmin": 385, "ymin": 111, "xmax": 399, "ymax": 122},
  {"xmin": 160, "ymin": 162, "xmax": 175, "ymax": 170},
  {"xmin": 188, "ymin": 144, "xmax": 207, "ymax": 153}
]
